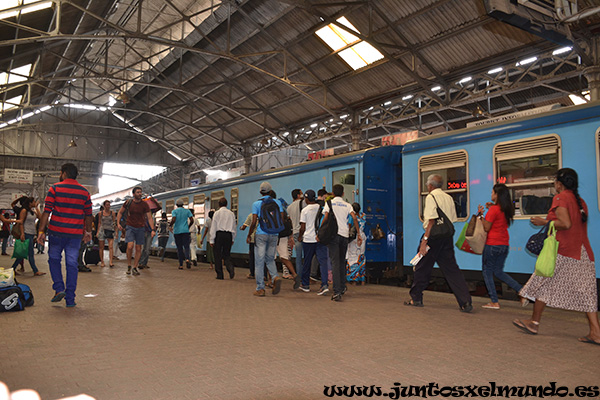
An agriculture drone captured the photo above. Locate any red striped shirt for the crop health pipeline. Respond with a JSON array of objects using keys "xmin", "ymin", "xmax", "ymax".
[{"xmin": 44, "ymin": 179, "xmax": 92, "ymax": 237}]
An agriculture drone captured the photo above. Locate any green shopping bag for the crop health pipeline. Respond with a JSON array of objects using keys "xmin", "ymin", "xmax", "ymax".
[
  {"xmin": 455, "ymin": 220, "xmax": 476, "ymax": 254},
  {"xmin": 534, "ymin": 221, "xmax": 558, "ymax": 277},
  {"xmin": 12, "ymin": 238, "xmax": 29, "ymax": 260}
]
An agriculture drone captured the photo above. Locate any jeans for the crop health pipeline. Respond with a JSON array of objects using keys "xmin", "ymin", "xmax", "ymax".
[
  {"xmin": 11, "ymin": 234, "xmax": 38, "ymax": 273},
  {"xmin": 2, "ymin": 236, "xmax": 8, "ymax": 254},
  {"xmin": 254, "ymin": 234, "xmax": 279, "ymax": 291},
  {"xmin": 158, "ymin": 236, "xmax": 169, "ymax": 261},
  {"xmin": 48, "ymin": 234, "xmax": 82, "ymax": 305},
  {"xmin": 139, "ymin": 230, "xmax": 153, "ymax": 266},
  {"xmin": 302, "ymin": 242, "xmax": 329, "ymax": 287},
  {"xmin": 174, "ymin": 233, "xmax": 191, "ymax": 266},
  {"xmin": 293, "ymin": 232, "xmax": 303, "ymax": 277},
  {"xmin": 327, "ymin": 234, "xmax": 349, "ymax": 295},
  {"xmin": 482, "ymin": 244, "xmax": 523, "ymax": 303}
]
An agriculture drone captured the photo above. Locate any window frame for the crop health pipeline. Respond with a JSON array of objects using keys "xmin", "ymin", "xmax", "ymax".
[
  {"xmin": 193, "ymin": 194, "xmax": 206, "ymax": 224},
  {"xmin": 230, "ymin": 188, "xmax": 239, "ymax": 221},
  {"xmin": 211, "ymin": 190, "xmax": 225, "ymax": 211},
  {"xmin": 417, "ymin": 150, "xmax": 469, "ymax": 223},
  {"xmin": 165, "ymin": 199, "xmax": 175, "ymax": 216},
  {"xmin": 493, "ymin": 134, "xmax": 561, "ymax": 219}
]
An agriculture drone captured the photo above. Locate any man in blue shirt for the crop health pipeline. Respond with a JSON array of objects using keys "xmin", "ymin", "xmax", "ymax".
[
  {"xmin": 169, "ymin": 199, "xmax": 193, "ymax": 269},
  {"xmin": 247, "ymin": 181, "xmax": 284, "ymax": 297}
]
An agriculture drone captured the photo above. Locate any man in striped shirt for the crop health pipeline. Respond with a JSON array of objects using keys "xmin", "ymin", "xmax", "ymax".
[{"xmin": 37, "ymin": 163, "xmax": 93, "ymax": 308}]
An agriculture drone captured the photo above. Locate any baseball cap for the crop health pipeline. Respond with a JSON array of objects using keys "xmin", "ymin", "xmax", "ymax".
[
  {"xmin": 259, "ymin": 181, "xmax": 272, "ymax": 194},
  {"xmin": 176, "ymin": 198, "xmax": 184, "ymax": 206},
  {"xmin": 304, "ymin": 189, "xmax": 316, "ymax": 201}
]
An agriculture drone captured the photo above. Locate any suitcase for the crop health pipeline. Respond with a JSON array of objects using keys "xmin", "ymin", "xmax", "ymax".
[{"xmin": 84, "ymin": 247, "xmax": 101, "ymax": 265}]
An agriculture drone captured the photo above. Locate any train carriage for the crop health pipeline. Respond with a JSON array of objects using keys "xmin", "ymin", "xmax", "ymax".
[
  {"xmin": 123, "ymin": 145, "xmax": 402, "ymax": 274},
  {"xmin": 402, "ymin": 101, "xmax": 600, "ymax": 280}
]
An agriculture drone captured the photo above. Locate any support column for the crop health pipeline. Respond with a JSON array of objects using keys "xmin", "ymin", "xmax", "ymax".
[
  {"xmin": 243, "ymin": 145, "xmax": 252, "ymax": 174},
  {"xmin": 350, "ymin": 110, "xmax": 362, "ymax": 151},
  {"xmin": 584, "ymin": 37, "xmax": 600, "ymax": 101}
]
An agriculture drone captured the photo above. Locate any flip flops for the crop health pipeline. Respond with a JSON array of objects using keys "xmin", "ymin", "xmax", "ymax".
[
  {"xmin": 513, "ymin": 319, "xmax": 538, "ymax": 335},
  {"xmin": 403, "ymin": 299, "xmax": 424, "ymax": 307},
  {"xmin": 578, "ymin": 336, "xmax": 600, "ymax": 346}
]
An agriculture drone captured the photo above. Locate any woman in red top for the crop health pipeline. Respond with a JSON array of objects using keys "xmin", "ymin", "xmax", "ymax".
[
  {"xmin": 514, "ymin": 168, "xmax": 599, "ymax": 345},
  {"xmin": 477, "ymin": 183, "xmax": 523, "ymax": 309}
]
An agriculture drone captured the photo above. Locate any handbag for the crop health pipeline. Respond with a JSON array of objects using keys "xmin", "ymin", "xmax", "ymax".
[
  {"xmin": 526, "ymin": 222, "xmax": 550, "ymax": 255},
  {"xmin": 428, "ymin": 195, "xmax": 455, "ymax": 239},
  {"xmin": 465, "ymin": 215, "xmax": 487, "ymax": 255},
  {"xmin": 12, "ymin": 238, "xmax": 29, "ymax": 260},
  {"xmin": 534, "ymin": 221, "xmax": 559, "ymax": 277},
  {"xmin": 0, "ymin": 267, "xmax": 16, "ymax": 288},
  {"xmin": 455, "ymin": 220, "xmax": 476, "ymax": 254}
]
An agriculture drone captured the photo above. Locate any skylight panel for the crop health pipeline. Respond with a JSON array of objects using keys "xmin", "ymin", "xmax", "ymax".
[
  {"xmin": 1, "ymin": 64, "xmax": 32, "ymax": 85},
  {"xmin": 0, "ymin": 0, "xmax": 52, "ymax": 20},
  {"xmin": 1, "ymin": 95, "xmax": 23, "ymax": 112},
  {"xmin": 316, "ymin": 16, "xmax": 385, "ymax": 71}
]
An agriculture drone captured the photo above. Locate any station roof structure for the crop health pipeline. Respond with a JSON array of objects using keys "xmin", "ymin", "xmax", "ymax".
[{"xmin": 1, "ymin": 0, "xmax": 599, "ymax": 195}]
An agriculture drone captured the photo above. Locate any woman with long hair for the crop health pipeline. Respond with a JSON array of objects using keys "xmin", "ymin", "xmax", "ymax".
[
  {"xmin": 477, "ymin": 183, "xmax": 523, "ymax": 309},
  {"xmin": 11, "ymin": 197, "xmax": 45, "ymax": 276},
  {"xmin": 97, "ymin": 200, "xmax": 116, "ymax": 267},
  {"xmin": 346, "ymin": 202, "xmax": 367, "ymax": 285},
  {"xmin": 513, "ymin": 168, "xmax": 599, "ymax": 345}
]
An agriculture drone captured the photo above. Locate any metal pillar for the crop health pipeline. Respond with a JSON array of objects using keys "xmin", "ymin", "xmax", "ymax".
[
  {"xmin": 583, "ymin": 38, "xmax": 600, "ymax": 101},
  {"xmin": 350, "ymin": 110, "xmax": 361, "ymax": 151}
]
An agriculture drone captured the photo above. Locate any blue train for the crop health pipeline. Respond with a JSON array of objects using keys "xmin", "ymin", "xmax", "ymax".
[{"xmin": 108, "ymin": 101, "xmax": 600, "ymax": 280}]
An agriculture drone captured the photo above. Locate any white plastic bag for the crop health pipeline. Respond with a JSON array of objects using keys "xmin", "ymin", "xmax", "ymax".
[{"xmin": 0, "ymin": 268, "xmax": 15, "ymax": 288}]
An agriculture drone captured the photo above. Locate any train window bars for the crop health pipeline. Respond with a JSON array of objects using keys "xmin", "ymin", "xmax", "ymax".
[
  {"xmin": 166, "ymin": 200, "xmax": 175, "ymax": 217},
  {"xmin": 418, "ymin": 150, "xmax": 469, "ymax": 221},
  {"xmin": 193, "ymin": 194, "xmax": 206, "ymax": 225},
  {"xmin": 493, "ymin": 134, "xmax": 561, "ymax": 218},
  {"xmin": 230, "ymin": 188, "xmax": 239, "ymax": 221},
  {"xmin": 210, "ymin": 191, "xmax": 225, "ymax": 211}
]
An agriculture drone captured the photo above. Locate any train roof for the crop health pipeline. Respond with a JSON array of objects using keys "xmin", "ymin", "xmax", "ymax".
[
  {"xmin": 402, "ymin": 101, "xmax": 600, "ymax": 155},
  {"xmin": 142, "ymin": 145, "xmax": 401, "ymax": 203}
]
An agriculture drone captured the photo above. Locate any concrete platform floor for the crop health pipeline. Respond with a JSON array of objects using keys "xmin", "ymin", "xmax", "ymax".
[{"xmin": 1, "ymin": 252, "xmax": 599, "ymax": 400}]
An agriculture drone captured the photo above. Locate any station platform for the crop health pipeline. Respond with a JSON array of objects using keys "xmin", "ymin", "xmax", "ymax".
[{"xmin": 1, "ymin": 252, "xmax": 598, "ymax": 400}]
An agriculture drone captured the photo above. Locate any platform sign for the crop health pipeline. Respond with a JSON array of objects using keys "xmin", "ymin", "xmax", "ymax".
[
  {"xmin": 308, "ymin": 148, "xmax": 334, "ymax": 160},
  {"xmin": 4, "ymin": 169, "xmax": 33, "ymax": 184},
  {"xmin": 381, "ymin": 130, "xmax": 419, "ymax": 146}
]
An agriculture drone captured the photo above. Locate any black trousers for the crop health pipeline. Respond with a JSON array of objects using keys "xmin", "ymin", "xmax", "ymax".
[
  {"xmin": 327, "ymin": 234, "xmax": 349, "ymax": 296},
  {"xmin": 409, "ymin": 235, "xmax": 471, "ymax": 307},
  {"xmin": 248, "ymin": 242, "xmax": 255, "ymax": 277},
  {"xmin": 214, "ymin": 231, "xmax": 233, "ymax": 279}
]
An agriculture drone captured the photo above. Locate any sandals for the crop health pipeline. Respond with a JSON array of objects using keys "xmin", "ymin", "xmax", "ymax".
[
  {"xmin": 513, "ymin": 319, "xmax": 538, "ymax": 335},
  {"xmin": 578, "ymin": 336, "xmax": 600, "ymax": 346},
  {"xmin": 482, "ymin": 303, "xmax": 500, "ymax": 309},
  {"xmin": 33, "ymin": 271, "xmax": 46, "ymax": 276},
  {"xmin": 403, "ymin": 299, "xmax": 424, "ymax": 307}
]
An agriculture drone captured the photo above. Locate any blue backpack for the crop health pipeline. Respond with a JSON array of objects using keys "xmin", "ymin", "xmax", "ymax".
[
  {"xmin": 258, "ymin": 197, "xmax": 284, "ymax": 234},
  {"xmin": 0, "ymin": 285, "xmax": 25, "ymax": 312}
]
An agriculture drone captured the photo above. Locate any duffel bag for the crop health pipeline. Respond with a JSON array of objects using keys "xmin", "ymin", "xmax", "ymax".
[
  {"xmin": 0, "ymin": 285, "xmax": 26, "ymax": 312},
  {"xmin": 16, "ymin": 282, "xmax": 34, "ymax": 307}
]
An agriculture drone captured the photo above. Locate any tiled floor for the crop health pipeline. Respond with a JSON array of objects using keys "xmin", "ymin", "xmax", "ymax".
[{"xmin": 1, "ymin": 252, "xmax": 599, "ymax": 400}]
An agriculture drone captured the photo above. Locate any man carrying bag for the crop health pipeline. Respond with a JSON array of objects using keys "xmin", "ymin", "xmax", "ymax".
[{"xmin": 404, "ymin": 174, "xmax": 473, "ymax": 313}]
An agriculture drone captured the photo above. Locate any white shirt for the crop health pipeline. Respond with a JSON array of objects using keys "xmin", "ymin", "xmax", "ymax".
[
  {"xmin": 287, "ymin": 199, "xmax": 305, "ymax": 234},
  {"xmin": 422, "ymin": 188, "xmax": 458, "ymax": 229},
  {"xmin": 323, "ymin": 197, "xmax": 354, "ymax": 238},
  {"xmin": 209, "ymin": 207, "xmax": 237, "ymax": 244},
  {"xmin": 299, "ymin": 203, "xmax": 320, "ymax": 243}
]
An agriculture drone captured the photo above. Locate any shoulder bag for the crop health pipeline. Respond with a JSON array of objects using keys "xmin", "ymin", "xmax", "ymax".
[{"xmin": 428, "ymin": 195, "xmax": 455, "ymax": 239}]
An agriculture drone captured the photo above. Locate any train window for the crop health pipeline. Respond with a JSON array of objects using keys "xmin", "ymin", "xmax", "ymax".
[
  {"xmin": 193, "ymin": 194, "xmax": 206, "ymax": 224},
  {"xmin": 166, "ymin": 200, "xmax": 175, "ymax": 216},
  {"xmin": 230, "ymin": 188, "xmax": 239, "ymax": 220},
  {"xmin": 332, "ymin": 168, "xmax": 355, "ymax": 203},
  {"xmin": 418, "ymin": 150, "xmax": 468, "ymax": 220},
  {"xmin": 211, "ymin": 190, "xmax": 225, "ymax": 210},
  {"xmin": 494, "ymin": 135, "xmax": 561, "ymax": 217}
]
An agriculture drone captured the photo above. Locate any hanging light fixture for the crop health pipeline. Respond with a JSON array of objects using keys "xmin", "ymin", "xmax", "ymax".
[
  {"xmin": 68, "ymin": 139, "xmax": 77, "ymax": 147},
  {"xmin": 472, "ymin": 104, "xmax": 486, "ymax": 118}
]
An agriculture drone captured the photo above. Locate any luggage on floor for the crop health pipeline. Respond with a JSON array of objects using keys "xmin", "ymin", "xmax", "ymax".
[
  {"xmin": 16, "ymin": 282, "xmax": 34, "ymax": 307},
  {"xmin": 84, "ymin": 247, "xmax": 101, "ymax": 265},
  {"xmin": 0, "ymin": 285, "xmax": 25, "ymax": 312}
]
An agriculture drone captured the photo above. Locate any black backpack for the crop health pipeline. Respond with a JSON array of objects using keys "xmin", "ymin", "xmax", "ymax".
[
  {"xmin": 316, "ymin": 200, "xmax": 338, "ymax": 245},
  {"xmin": 258, "ymin": 197, "xmax": 284, "ymax": 234},
  {"xmin": 118, "ymin": 199, "xmax": 132, "ymax": 229},
  {"xmin": 0, "ymin": 285, "xmax": 26, "ymax": 312},
  {"xmin": 278, "ymin": 209, "xmax": 293, "ymax": 238}
]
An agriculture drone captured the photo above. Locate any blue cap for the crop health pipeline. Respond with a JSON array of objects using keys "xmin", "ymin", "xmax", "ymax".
[{"xmin": 304, "ymin": 190, "xmax": 316, "ymax": 201}]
